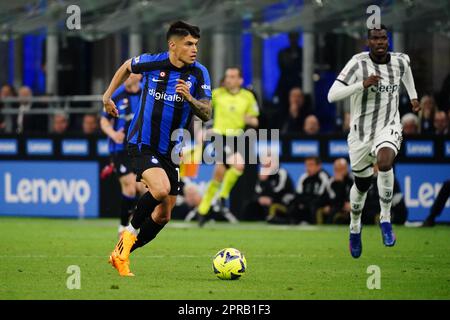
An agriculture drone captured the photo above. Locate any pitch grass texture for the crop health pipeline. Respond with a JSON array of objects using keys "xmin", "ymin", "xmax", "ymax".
[{"xmin": 1, "ymin": 218, "xmax": 449, "ymax": 300}]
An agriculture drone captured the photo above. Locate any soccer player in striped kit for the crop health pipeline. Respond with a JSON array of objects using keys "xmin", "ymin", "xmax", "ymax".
[
  {"xmin": 328, "ymin": 25, "xmax": 421, "ymax": 258},
  {"xmin": 103, "ymin": 21, "xmax": 212, "ymax": 276},
  {"xmin": 100, "ymin": 73, "xmax": 146, "ymax": 237}
]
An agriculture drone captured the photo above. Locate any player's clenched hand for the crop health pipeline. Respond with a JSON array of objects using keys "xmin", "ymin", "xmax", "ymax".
[
  {"xmin": 103, "ymin": 97, "xmax": 119, "ymax": 118},
  {"xmin": 363, "ymin": 74, "xmax": 382, "ymax": 89},
  {"xmin": 111, "ymin": 128, "xmax": 125, "ymax": 144},
  {"xmin": 410, "ymin": 99, "xmax": 420, "ymax": 113},
  {"xmin": 175, "ymin": 79, "xmax": 193, "ymax": 102}
]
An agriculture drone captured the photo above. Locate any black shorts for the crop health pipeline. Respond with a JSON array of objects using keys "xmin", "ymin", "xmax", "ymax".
[
  {"xmin": 111, "ymin": 151, "xmax": 133, "ymax": 177},
  {"xmin": 127, "ymin": 144, "xmax": 181, "ymax": 196},
  {"xmin": 211, "ymin": 134, "xmax": 246, "ymax": 169}
]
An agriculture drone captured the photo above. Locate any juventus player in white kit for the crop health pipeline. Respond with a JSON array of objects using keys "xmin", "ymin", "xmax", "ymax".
[{"xmin": 328, "ymin": 25, "xmax": 420, "ymax": 258}]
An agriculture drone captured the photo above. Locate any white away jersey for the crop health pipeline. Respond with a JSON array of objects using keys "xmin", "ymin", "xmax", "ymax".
[{"xmin": 337, "ymin": 52, "xmax": 417, "ymax": 142}]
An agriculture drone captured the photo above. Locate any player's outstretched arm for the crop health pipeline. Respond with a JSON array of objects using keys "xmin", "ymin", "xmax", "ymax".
[
  {"xmin": 102, "ymin": 59, "xmax": 132, "ymax": 118},
  {"xmin": 328, "ymin": 74, "xmax": 381, "ymax": 103},
  {"xmin": 100, "ymin": 116, "xmax": 125, "ymax": 144},
  {"xmin": 175, "ymin": 79, "xmax": 212, "ymax": 122},
  {"xmin": 327, "ymin": 80, "xmax": 364, "ymax": 103}
]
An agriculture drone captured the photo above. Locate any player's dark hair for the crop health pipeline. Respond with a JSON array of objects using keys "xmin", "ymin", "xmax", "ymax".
[
  {"xmin": 305, "ymin": 156, "xmax": 321, "ymax": 165},
  {"xmin": 225, "ymin": 66, "xmax": 243, "ymax": 78},
  {"xmin": 367, "ymin": 24, "xmax": 388, "ymax": 38},
  {"xmin": 166, "ymin": 21, "xmax": 200, "ymax": 40}
]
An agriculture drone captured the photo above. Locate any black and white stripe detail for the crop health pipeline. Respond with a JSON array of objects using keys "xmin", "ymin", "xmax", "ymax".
[
  {"xmin": 384, "ymin": 62, "xmax": 395, "ymax": 127},
  {"xmin": 358, "ymin": 60, "xmax": 369, "ymax": 141},
  {"xmin": 149, "ymin": 70, "xmax": 171, "ymax": 149},
  {"xmin": 369, "ymin": 62, "xmax": 382, "ymax": 141}
]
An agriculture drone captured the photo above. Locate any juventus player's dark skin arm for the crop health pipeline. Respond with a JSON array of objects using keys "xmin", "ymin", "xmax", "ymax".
[{"xmin": 367, "ymin": 28, "xmax": 421, "ymax": 171}]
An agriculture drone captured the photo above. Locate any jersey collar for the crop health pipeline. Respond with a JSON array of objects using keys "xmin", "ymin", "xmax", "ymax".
[
  {"xmin": 167, "ymin": 51, "xmax": 194, "ymax": 71},
  {"xmin": 369, "ymin": 52, "xmax": 391, "ymax": 65}
]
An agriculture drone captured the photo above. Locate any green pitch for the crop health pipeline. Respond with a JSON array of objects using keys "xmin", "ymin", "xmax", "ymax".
[{"xmin": 1, "ymin": 217, "xmax": 449, "ymax": 300}]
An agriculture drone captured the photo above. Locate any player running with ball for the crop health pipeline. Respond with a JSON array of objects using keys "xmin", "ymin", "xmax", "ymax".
[
  {"xmin": 103, "ymin": 21, "xmax": 212, "ymax": 276},
  {"xmin": 327, "ymin": 25, "xmax": 420, "ymax": 258}
]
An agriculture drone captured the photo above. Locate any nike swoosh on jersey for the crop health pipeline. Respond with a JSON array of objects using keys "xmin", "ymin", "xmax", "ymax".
[{"xmin": 152, "ymin": 78, "xmax": 165, "ymax": 82}]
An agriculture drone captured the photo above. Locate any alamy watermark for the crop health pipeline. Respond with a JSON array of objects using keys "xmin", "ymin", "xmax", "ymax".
[
  {"xmin": 366, "ymin": 5, "xmax": 381, "ymax": 30},
  {"xmin": 66, "ymin": 265, "xmax": 81, "ymax": 289},
  {"xmin": 366, "ymin": 265, "xmax": 381, "ymax": 290},
  {"xmin": 170, "ymin": 119, "xmax": 280, "ymax": 176},
  {"xmin": 66, "ymin": 5, "xmax": 81, "ymax": 30}
]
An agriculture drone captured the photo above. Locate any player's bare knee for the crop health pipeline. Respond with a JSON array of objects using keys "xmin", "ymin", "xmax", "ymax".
[
  {"xmin": 377, "ymin": 162, "xmax": 392, "ymax": 172},
  {"xmin": 233, "ymin": 163, "xmax": 244, "ymax": 172},
  {"xmin": 150, "ymin": 187, "xmax": 170, "ymax": 201},
  {"xmin": 213, "ymin": 165, "xmax": 226, "ymax": 181},
  {"xmin": 122, "ymin": 184, "xmax": 136, "ymax": 198}
]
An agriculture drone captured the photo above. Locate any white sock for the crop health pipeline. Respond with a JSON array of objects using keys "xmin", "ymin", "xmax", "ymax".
[
  {"xmin": 118, "ymin": 225, "xmax": 127, "ymax": 233},
  {"xmin": 126, "ymin": 224, "xmax": 139, "ymax": 236},
  {"xmin": 377, "ymin": 169, "xmax": 394, "ymax": 223},
  {"xmin": 349, "ymin": 184, "xmax": 367, "ymax": 234}
]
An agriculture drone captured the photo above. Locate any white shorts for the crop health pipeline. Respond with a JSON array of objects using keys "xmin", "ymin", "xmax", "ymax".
[{"xmin": 347, "ymin": 124, "xmax": 402, "ymax": 178}]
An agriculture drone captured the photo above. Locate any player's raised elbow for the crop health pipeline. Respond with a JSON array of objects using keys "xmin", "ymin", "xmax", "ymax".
[
  {"xmin": 327, "ymin": 82, "xmax": 341, "ymax": 103},
  {"xmin": 327, "ymin": 89, "xmax": 337, "ymax": 103},
  {"xmin": 123, "ymin": 59, "xmax": 132, "ymax": 73}
]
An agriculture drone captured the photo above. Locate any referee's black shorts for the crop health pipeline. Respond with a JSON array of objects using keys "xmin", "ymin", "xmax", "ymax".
[{"xmin": 210, "ymin": 134, "xmax": 249, "ymax": 169}]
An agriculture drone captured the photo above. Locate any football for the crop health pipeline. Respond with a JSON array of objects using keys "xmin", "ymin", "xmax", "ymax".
[{"xmin": 212, "ymin": 248, "xmax": 247, "ymax": 280}]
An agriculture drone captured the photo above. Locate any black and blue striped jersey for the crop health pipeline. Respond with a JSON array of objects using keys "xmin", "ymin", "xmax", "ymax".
[
  {"xmin": 102, "ymin": 83, "xmax": 142, "ymax": 153},
  {"xmin": 127, "ymin": 51, "xmax": 212, "ymax": 158}
]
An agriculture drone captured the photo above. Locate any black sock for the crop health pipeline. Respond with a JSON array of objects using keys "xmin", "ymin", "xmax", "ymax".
[
  {"xmin": 130, "ymin": 217, "xmax": 166, "ymax": 252},
  {"xmin": 130, "ymin": 192, "xmax": 161, "ymax": 230},
  {"xmin": 120, "ymin": 194, "xmax": 137, "ymax": 226}
]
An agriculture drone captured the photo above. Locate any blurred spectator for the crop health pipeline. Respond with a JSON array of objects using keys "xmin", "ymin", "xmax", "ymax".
[
  {"xmin": 82, "ymin": 113, "xmax": 100, "ymax": 135},
  {"xmin": 342, "ymin": 112, "xmax": 351, "ymax": 134},
  {"xmin": 0, "ymin": 84, "xmax": 17, "ymax": 133},
  {"xmin": 52, "ymin": 112, "xmax": 69, "ymax": 134},
  {"xmin": 434, "ymin": 111, "xmax": 449, "ymax": 135},
  {"xmin": 401, "ymin": 113, "xmax": 419, "ymax": 135},
  {"xmin": 242, "ymin": 154, "xmax": 295, "ymax": 223},
  {"xmin": 418, "ymin": 95, "xmax": 437, "ymax": 134},
  {"xmin": 170, "ymin": 182, "xmax": 203, "ymax": 220},
  {"xmin": 274, "ymin": 31, "xmax": 303, "ymax": 114},
  {"xmin": 303, "ymin": 114, "xmax": 320, "ymax": 135},
  {"xmin": 319, "ymin": 158, "xmax": 353, "ymax": 224},
  {"xmin": 286, "ymin": 157, "xmax": 330, "ymax": 224},
  {"xmin": 437, "ymin": 73, "xmax": 450, "ymax": 113},
  {"xmin": 184, "ymin": 183, "xmax": 203, "ymax": 209},
  {"xmin": 174, "ymin": 183, "xmax": 204, "ymax": 220},
  {"xmin": 281, "ymin": 87, "xmax": 311, "ymax": 134},
  {"xmin": 0, "ymin": 84, "xmax": 16, "ymax": 98},
  {"xmin": 362, "ymin": 164, "xmax": 408, "ymax": 225},
  {"xmin": 14, "ymin": 86, "xmax": 47, "ymax": 134}
]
